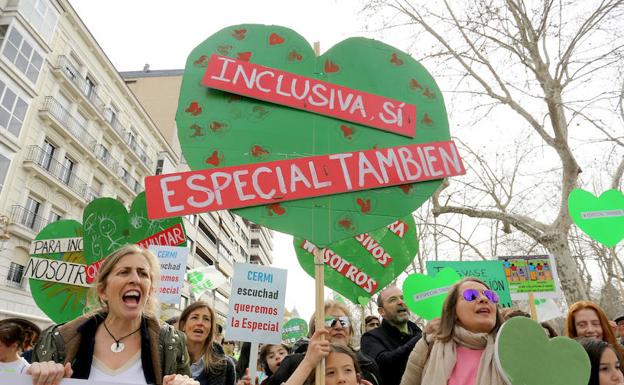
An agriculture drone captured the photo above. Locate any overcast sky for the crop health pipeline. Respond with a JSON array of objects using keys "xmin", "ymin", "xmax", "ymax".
[{"xmin": 68, "ymin": 0, "xmax": 381, "ymax": 321}]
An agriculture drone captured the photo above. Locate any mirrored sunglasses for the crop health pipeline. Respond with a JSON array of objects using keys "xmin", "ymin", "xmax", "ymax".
[
  {"xmin": 462, "ymin": 288, "xmax": 499, "ymax": 304},
  {"xmin": 324, "ymin": 316, "xmax": 350, "ymax": 328}
]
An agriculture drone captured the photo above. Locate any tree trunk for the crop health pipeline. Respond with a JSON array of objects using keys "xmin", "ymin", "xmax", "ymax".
[{"xmin": 543, "ymin": 233, "xmax": 590, "ymax": 305}]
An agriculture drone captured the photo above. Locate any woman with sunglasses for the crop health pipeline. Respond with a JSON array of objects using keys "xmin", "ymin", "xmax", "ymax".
[
  {"xmin": 400, "ymin": 277, "xmax": 506, "ymax": 385},
  {"xmin": 264, "ymin": 300, "xmax": 382, "ymax": 385}
]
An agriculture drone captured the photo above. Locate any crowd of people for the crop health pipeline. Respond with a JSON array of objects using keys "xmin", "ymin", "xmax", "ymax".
[{"xmin": 1, "ymin": 244, "xmax": 624, "ymax": 385}]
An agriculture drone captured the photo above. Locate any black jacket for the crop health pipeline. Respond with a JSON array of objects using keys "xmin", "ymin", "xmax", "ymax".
[
  {"xmin": 195, "ymin": 356, "xmax": 236, "ymax": 385},
  {"xmin": 360, "ymin": 320, "xmax": 422, "ymax": 385},
  {"xmin": 264, "ymin": 349, "xmax": 383, "ymax": 385}
]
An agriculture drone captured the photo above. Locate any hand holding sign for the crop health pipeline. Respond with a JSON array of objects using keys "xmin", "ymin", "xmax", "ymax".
[
  {"xmin": 495, "ymin": 317, "xmax": 590, "ymax": 385},
  {"xmin": 568, "ymin": 188, "xmax": 624, "ymax": 247},
  {"xmin": 403, "ymin": 267, "xmax": 461, "ymax": 320}
]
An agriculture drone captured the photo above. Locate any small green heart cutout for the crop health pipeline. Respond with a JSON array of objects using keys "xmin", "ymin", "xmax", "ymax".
[
  {"xmin": 403, "ymin": 267, "xmax": 461, "ymax": 320},
  {"xmin": 568, "ymin": 188, "xmax": 624, "ymax": 247}
]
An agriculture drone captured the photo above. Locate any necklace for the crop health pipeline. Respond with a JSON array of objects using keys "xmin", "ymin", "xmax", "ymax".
[{"xmin": 102, "ymin": 321, "xmax": 141, "ymax": 353}]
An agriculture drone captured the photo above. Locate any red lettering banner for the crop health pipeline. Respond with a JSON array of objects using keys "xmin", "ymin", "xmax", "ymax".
[
  {"xmin": 145, "ymin": 141, "xmax": 465, "ymax": 219},
  {"xmin": 202, "ymin": 54, "xmax": 416, "ymax": 137}
]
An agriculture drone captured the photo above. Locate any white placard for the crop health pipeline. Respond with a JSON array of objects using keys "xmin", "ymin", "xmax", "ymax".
[
  {"xmin": 226, "ymin": 263, "xmax": 287, "ymax": 344},
  {"xmin": 149, "ymin": 245, "xmax": 189, "ymax": 304},
  {"xmin": 29, "ymin": 237, "xmax": 83, "ymax": 254},
  {"xmin": 0, "ymin": 373, "xmax": 118, "ymax": 385},
  {"xmin": 23, "ymin": 257, "xmax": 90, "ymax": 287}
]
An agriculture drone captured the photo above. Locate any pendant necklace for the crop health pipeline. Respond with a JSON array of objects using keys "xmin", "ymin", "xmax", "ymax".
[{"xmin": 103, "ymin": 322, "xmax": 141, "ymax": 353}]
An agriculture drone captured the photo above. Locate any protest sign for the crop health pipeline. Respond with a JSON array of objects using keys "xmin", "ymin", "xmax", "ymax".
[
  {"xmin": 149, "ymin": 245, "xmax": 189, "ymax": 304},
  {"xmin": 495, "ymin": 317, "xmax": 590, "ymax": 385},
  {"xmin": 282, "ymin": 317, "xmax": 309, "ymax": 344},
  {"xmin": 227, "ymin": 263, "xmax": 287, "ymax": 344},
  {"xmin": 294, "ymin": 215, "xmax": 417, "ymax": 304},
  {"xmin": 27, "ymin": 192, "xmax": 187, "ymax": 323},
  {"xmin": 426, "ymin": 260, "xmax": 513, "ymax": 308},
  {"xmin": 568, "ymin": 188, "xmax": 624, "ymax": 247},
  {"xmin": 148, "ymin": 23, "xmax": 461, "ymax": 247},
  {"xmin": 187, "ymin": 265, "xmax": 229, "ymax": 298},
  {"xmin": 403, "ymin": 267, "xmax": 462, "ymax": 320},
  {"xmin": 498, "ymin": 255, "xmax": 561, "ymax": 299}
]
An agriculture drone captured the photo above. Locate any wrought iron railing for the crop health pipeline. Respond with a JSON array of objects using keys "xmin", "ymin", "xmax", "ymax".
[
  {"xmin": 10, "ymin": 205, "xmax": 48, "ymax": 233},
  {"xmin": 24, "ymin": 145, "xmax": 88, "ymax": 196},
  {"xmin": 40, "ymin": 97, "xmax": 98, "ymax": 152}
]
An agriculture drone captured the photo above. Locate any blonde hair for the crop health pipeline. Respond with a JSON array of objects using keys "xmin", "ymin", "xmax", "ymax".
[
  {"xmin": 178, "ymin": 301, "xmax": 225, "ymax": 374},
  {"xmin": 86, "ymin": 244, "xmax": 160, "ymax": 315},
  {"xmin": 308, "ymin": 300, "xmax": 355, "ymax": 348}
]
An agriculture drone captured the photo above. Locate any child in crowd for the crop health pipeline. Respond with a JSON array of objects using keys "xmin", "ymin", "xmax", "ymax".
[
  {"xmin": 0, "ymin": 322, "xmax": 30, "ymax": 374},
  {"xmin": 400, "ymin": 277, "xmax": 506, "ymax": 385},
  {"xmin": 259, "ymin": 343, "xmax": 291, "ymax": 385},
  {"xmin": 578, "ymin": 338, "xmax": 624, "ymax": 385}
]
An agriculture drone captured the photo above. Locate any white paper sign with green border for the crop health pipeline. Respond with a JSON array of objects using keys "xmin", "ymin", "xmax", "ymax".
[{"xmin": 568, "ymin": 188, "xmax": 624, "ymax": 248}]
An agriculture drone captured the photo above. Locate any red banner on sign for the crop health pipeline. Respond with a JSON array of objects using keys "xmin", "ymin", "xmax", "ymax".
[
  {"xmin": 136, "ymin": 223, "xmax": 186, "ymax": 249},
  {"xmin": 202, "ymin": 54, "xmax": 417, "ymax": 138},
  {"xmin": 145, "ymin": 141, "xmax": 465, "ymax": 219}
]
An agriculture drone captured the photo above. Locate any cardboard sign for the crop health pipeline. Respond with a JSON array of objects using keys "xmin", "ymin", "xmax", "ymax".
[
  {"xmin": 282, "ymin": 317, "xmax": 308, "ymax": 344},
  {"xmin": 568, "ymin": 188, "xmax": 624, "ymax": 247},
  {"xmin": 176, "ymin": 24, "xmax": 456, "ymax": 246},
  {"xmin": 495, "ymin": 317, "xmax": 590, "ymax": 385},
  {"xmin": 24, "ymin": 257, "xmax": 90, "ymax": 287},
  {"xmin": 227, "ymin": 263, "xmax": 287, "ymax": 344},
  {"xmin": 294, "ymin": 215, "xmax": 418, "ymax": 304},
  {"xmin": 149, "ymin": 245, "xmax": 189, "ymax": 304},
  {"xmin": 0, "ymin": 373, "xmax": 119, "ymax": 385},
  {"xmin": 426, "ymin": 260, "xmax": 513, "ymax": 308},
  {"xmin": 403, "ymin": 267, "xmax": 462, "ymax": 320},
  {"xmin": 203, "ymin": 54, "xmax": 417, "ymax": 137},
  {"xmin": 187, "ymin": 265, "xmax": 229, "ymax": 298},
  {"xmin": 146, "ymin": 141, "xmax": 464, "ymax": 219},
  {"xmin": 498, "ymin": 255, "xmax": 561, "ymax": 299}
]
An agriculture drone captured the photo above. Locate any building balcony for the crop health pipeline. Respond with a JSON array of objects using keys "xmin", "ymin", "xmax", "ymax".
[
  {"xmin": 39, "ymin": 97, "xmax": 98, "ymax": 155},
  {"xmin": 121, "ymin": 172, "xmax": 142, "ymax": 194},
  {"xmin": 23, "ymin": 145, "xmax": 89, "ymax": 200},
  {"xmin": 93, "ymin": 144, "xmax": 121, "ymax": 176},
  {"xmin": 52, "ymin": 56, "xmax": 106, "ymax": 119},
  {"xmin": 9, "ymin": 205, "xmax": 49, "ymax": 237},
  {"xmin": 104, "ymin": 111, "xmax": 154, "ymax": 171},
  {"xmin": 85, "ymin": 187, "xmax": 100, "ymax": 202}
]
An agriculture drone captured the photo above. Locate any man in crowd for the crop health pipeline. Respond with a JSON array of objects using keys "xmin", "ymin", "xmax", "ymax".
[
  {"xmin": 361, "ymin": 286, "xmax": 422, "ymax": 385},
  {"xmin": 364, "ymin": 315, "xmax": 380, "ymax": 332},
  {"xmin": 615, "ymin": 314, "xmax": 624, "ymax": 345}
]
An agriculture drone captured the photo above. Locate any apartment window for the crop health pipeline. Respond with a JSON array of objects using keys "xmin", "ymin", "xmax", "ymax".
[
  {"xmin": 85, "ymin": 76, "xmax": 96, "ymax": 99},
  {"xmin": 155, "ymin": 159, "xmax": 164, "ymax": 175},
  {"xmin": 106, "ymin": 105, "xmax": 119, "ymax": 127},
  {"xmin": 18, "ymin": 0, "xmax": 59, "ymax": 43},
  {"xmin": 6, "ymin": 262, "xmax": 25, "ymax": 285},
  {"xmin": 198, "ymin": 220, "xmax": 217, "ymax": 245},
  {"xmin": 2, "ymin": 27, "xmax": 43, "ymax": 83},
  {"xmin": 0, "ymin": 153, "xmax": 10, "ymax": 192},
  {"xmin": 48, "ymin": 210, "xmax": 61, "ymax": 223},
  {"xmin": 39, "ymin": 139, "xmax": 55, "ymax": 170},
  {"xmin": 23, "ymin": 196, "xmax": 41, "ymax": 229},
  {"xmin": 92, "ymin": 178, "xmax": 102, "ymax": 194},
  {"xmin": 0, "ymin": 79, "xmax": 28, "ymax": 137},
  {"xmin": 127, "ymin": 130, "xmax": 137, "ymax": 149},
  {"xmin": 0, "ymin": 25, "xmax": 8, "ymax": 48},
  {"xmin": 60, "ymin": 155, "xmax": 75, "ymax": 184}
]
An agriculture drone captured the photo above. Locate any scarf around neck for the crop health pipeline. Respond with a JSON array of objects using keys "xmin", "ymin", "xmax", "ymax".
[{"xmin": 420, "ymin": 325, "xmax": 505, "ymax": 385}]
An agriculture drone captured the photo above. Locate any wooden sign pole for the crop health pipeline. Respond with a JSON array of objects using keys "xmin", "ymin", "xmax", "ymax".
[{"xmin": 528, "ymin": 292, "xmax": 538, "ymax": 320}]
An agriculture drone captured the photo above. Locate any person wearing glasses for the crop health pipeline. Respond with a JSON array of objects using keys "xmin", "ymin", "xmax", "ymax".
[
  {"xmin": 399, "ymin": 278, "xmax": 506, "ymax": 385},
  {"xmin": 265, "ymin": 300, "xmax": 382, "ymax": 385},
  {"xmin": 361, "ymin": 286, "xmax": 422, "ymax": 385}
]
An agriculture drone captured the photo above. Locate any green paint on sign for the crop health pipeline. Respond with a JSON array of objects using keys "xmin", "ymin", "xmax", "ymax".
[
  {"xmin": 496, "ymin": 317, "xmax": 590, "ymax": 385},
  {"xmin": 178, "ymin": 24, "xmax": 451, "ymax": 246},
  {"xmin": 282, "ymin": 318, "xmax": 308, "ymax": 344},
  {"xmin": 294, "ymin": 215, "xmax": 417, "ymax": 304},
  {"xmin": 426, "ymin": 260, "xmax": 513, "ymax": 308},
  {"xmin": 568, "ymin": 188, "xmax": 624, "ymax": 248}
]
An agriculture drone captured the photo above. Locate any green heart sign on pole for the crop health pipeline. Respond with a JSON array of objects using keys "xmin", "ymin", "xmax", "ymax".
[
  {"xmin": 495, "ymin": 316, "xmax": 590, "ymax": 385},
  {"xmin": 294, "ymin": 215, "xmax": 417, "ymax": 304},
  {"xmin": 568, "ymin": 188, "xmax": 624, "ymax": 247},
  {"xmin": 403, "ymin": 267, "xmax": 462, "ymax": 320},
  {"xmin": 144, "ymin": 24, "xmax": 459, "ymax": 246},
  {"xmin": 26, "ymin": 193, "xmax": 187, "ymax": 323}
]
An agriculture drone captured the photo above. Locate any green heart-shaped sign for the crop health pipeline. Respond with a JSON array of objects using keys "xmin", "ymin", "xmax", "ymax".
[
  {"xmin": 28, "ymin": 220, "xmax": 87, "ymax": 323},
  {"xmin": 403, "ymin": 267, "xmax": 461, "ymax": 320},
  {"xmin": 496, "ymin": 316, "xmax": 590, "ymax": 385},
  {"xmin": 294, "ymin": 215, "xmax": 417, "ymax": 304},
  {"xmin": 84, "ymin": 192, "xmax": 187, "ymax": 262},
  {"xmin": 29, "ymin": 193, "xmax": 186, "ymax": 323},
  {"xmin": 568, "ymin": 188, "xmax": 624, "ymax": 247},
  {"xmin": 178, "ymin": 24, "xmax": 450, "ymax": 246}
]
